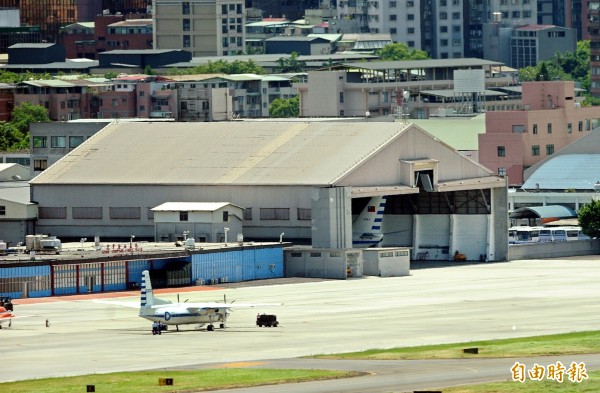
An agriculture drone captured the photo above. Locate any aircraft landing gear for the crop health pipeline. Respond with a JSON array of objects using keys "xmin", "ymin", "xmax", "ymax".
[
  {"xmin": 220, "ymin": 323, "xmax": 225, "ymax": 329},
  {"xmin": 207, "ymin": 324, "xmax": 214, "ymax": 331}
]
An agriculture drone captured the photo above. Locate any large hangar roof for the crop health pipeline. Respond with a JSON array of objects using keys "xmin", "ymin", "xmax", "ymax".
[{"xmin": 31, "ymin": 121, "xmax": 411, "ymax": 186}]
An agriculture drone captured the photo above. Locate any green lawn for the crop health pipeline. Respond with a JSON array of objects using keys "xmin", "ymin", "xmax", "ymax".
[
  {"xmin": 311, "ymin": 330, "xmax": 600, "ymax": 360},
  {"xmin": 0, "ymin": 369, "xmax": 359, "ymax": 393}
]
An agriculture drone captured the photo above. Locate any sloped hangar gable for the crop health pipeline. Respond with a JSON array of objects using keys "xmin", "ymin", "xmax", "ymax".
[{"xmin": 337, "ymin": 124, "xmax": 501, "ymax": 192}]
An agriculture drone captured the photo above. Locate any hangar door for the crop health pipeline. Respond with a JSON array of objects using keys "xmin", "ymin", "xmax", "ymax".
[
  {"xmin": 415, "ymin": 215, "xmax": 450, "ymax": 261},
  {"xmin": 451, "ymin": 215, "xmax": 488, "ymax": 262}
]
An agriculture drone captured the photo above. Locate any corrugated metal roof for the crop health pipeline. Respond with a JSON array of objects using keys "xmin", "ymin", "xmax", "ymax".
[
  {"xmin": 343, "ymin": 58, "xmax": 503, "ymax": 71},
  {"xmin": 152, "ymin": 202, "xmax": 240, "ymax": 211},
  {"xmin": 23, "ymin": 80, "xmax": 75, "ymax": 88},
  {"xmin": 420, "ymin": 89, "xmax": 506, "ymax": 97},
  {"xmin": 30, "ymin": 121, "xmax": 411, "ymax": 186},
  {"xmin": 509, "ymin": 205, "xmax": 577, "ymax": 219},
  {"xmin": 411, "ymin": 116, "xmax": 485, "ymax": 151},
  {"xmin": 522, "ymin": 154, "xmax": 600, "ymax": 190}
]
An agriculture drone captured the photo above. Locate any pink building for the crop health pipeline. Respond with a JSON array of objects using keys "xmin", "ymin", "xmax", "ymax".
[{"xmin": 479, "ymin": 81, "xmax": 600, "ymax": 186}]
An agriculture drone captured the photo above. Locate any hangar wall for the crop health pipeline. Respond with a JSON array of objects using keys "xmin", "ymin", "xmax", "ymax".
[
  {"xmin": 32, "ymin": 184, "xmax": 315, "ymax": 241},
  {"xmin": 311, "ymin": 187, "xmax": 352, "ymax": 249}
]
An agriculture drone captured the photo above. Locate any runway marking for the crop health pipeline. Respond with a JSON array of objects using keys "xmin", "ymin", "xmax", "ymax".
[{"xmin": 216, "ymin": 361, "xmax": 267, "ymax": 368}]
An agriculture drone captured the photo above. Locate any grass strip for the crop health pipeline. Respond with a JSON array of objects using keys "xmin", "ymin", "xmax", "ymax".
[
  {"xmin": 0, "ymin": 369, "xmax": 359, "ymax": 393},
  {"xmin": 311, "ymin": 330, "xmax": 600, "ymax": 360}
]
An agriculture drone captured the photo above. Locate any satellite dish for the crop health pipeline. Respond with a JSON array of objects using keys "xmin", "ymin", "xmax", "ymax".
[
  {"xmin": 365, "ymin": 111, "xmax": 370, "ymax": 117},
  {"xmin": 11, "ymin": 175, "xmax": 21, "ymax": 181},
  {"xmin": 403, "ymin": 91, "xmax": 410, "ymax": 100}
]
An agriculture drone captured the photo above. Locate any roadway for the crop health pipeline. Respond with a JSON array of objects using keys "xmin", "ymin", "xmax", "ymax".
[{"xmin": 2, "ymin": 256, "xmax": 600, "ymax": 392}]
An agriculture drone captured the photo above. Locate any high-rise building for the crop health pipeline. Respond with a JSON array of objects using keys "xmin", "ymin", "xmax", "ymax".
[
  {"xmin": 0, "ymin": 0, "xmax": 150, "ymax": 42},
  {"xmin": 154, "ymin": 0, "xmax": 245, "ymax": 56},
  {"xmin": 589, "ymin": 1, "xmax": 600, "ymax": 97}
]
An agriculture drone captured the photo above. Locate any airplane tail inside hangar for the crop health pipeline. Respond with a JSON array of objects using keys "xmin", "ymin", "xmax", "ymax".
[{"xmin": 312, "ymin": 179, "xmax": 508, "ymax": 262}]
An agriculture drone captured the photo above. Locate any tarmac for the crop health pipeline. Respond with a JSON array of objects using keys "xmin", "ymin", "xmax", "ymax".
[{"xmin": 2, "ymin": 255, "xmax": 600, "ymax": 387}]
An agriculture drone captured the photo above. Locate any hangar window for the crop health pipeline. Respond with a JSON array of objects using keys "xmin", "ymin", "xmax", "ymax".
[
  {"xmin": 243, "ymin": 208, "xmax": 252, "ymax": 220},
  {"xmin": 39, "ymin": 207, "xmax": 66, "ymax": 219},
  {"xmin": 330, "ymin": 252, "xmax": 341, "ymax": 257},
  {"xmin": 73, "ymin": 207, "xmax": 102, "ymax": 219},
  {"xmin": 395, "ymin": 250, "xmax": 409, "ymax": 256},
  {"xmin": 180, "ymin": 211, "xmax": 188, "ymax": 221},
  {"xmin": 0, "ymin": 205, "xmax": 5, "ymax": 215},
  {"xmin": 223, "ymin": 211, "xmax": 229, "ymax": 222},
  {"xmin": 110, "ymin": 207, "xmax": 141, "ymax": 219},
  {"xmin": 497, "ymin": 146, "xmax": 505, "ymax": 157},
  {"xmin": 147, "ymin": 208, "xmax": 154, "ymax": 220},
  {"xmin": 380, "ymin": 251, "xmax": 393, "ymax": 257},
  {"xmin": 291, "ymin": 252, "xmax": 302, "ymax": 257},
  {"xmin": 260, "ymin": 208, "xmax": 290, "ymax": 220},
  {"xmin": 297, "ymin": 208, "xmax": 311, "ymax": 220},
  {"xmin": 310, "ymin": 252, "xmax": 322, "ymax": 257}
]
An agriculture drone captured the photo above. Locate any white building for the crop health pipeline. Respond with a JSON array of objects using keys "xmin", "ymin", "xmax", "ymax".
[
  {"xmin": 29, "ymin": 120, "xmax": 508, "ymax": 262},
  {"xmin": 153, "ymin": 0, "xmax": 245, "ymax": 56}
]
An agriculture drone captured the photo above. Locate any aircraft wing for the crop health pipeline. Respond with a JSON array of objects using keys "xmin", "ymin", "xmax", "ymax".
[
  {"xmin": 178, "ymin": 302, "xmax": 282, "ymax": 310},
  {"xmin": 93, "ymin": 299, "xmax": 141, "ymax": 308}
]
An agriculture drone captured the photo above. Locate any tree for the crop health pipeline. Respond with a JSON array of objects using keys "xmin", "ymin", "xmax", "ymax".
[
  {"xmin": 375, "ymin": 43, "xmax": 429, "ymax": 61},
  {"xmin": 274, "ymin": 52, "xmax": 306, "ymax": 73},
  {"xmin": 578, "ymin": 199, "xmax": 600, "ymax": 239},
  {"xmin": 269, "ymin": 96, "xmax": 299, "ymax": 117},
  {"xmin": 10, "ymin": 102, "xmax": 50, "ymax": 134}
]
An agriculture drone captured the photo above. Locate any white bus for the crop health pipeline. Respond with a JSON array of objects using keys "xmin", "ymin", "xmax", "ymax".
[
  {"xmin": 509, "ymin": 226, "xmax": 543, "ymax": 244},
  {"xmin": 538, "ymin": 226, "xmax": 589, "ymax": 242}
]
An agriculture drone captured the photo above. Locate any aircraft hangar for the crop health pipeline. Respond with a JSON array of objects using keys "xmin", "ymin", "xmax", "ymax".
[{"xmin": 29, "ymin": 120, "xmax": 508, "ymax": 262}]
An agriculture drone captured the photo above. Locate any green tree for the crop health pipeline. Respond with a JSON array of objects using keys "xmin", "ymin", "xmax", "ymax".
[
  {"xmin": 10, "ymin": 102, "xmax": 50, "ymax": 133},
  {"xmin": 143, "ymin": 65, "xmax": 156, "ymax": 75},
  {"xmin": 578, "ymin": 200, "xmax": 600, "ymax": 239},
  {"xmin": 269, "ymin": 96, "xmax": 300, "ymax": 117},
  {"xmin": 375, "ymin": 43, "xmax": 429, "ymax": 61},
  {"xmin": 0, "ymin": 123, "xmax": 26, "ymax": 151},
  {"xmin": 274, "ymin": 52, "xmax": 306, "ymax": 73}
]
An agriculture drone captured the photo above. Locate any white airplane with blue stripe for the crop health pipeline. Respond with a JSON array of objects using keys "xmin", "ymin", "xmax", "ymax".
[
  {"xmin": 138, "ymin": 270, "xmax": 281, "ymax": 332},
  {"xmin": 352, "ymin": 195, "xmax": 387, "ymax": 248},
  {"xmin": 97, "ymin": 270, "xmax": 281, "ymax": 332}
]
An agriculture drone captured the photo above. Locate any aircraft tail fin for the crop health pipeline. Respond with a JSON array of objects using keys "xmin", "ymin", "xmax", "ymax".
[
  {"xmin": 352, "ymin": 195, "xmax": 387, "ymax": 247},
  {"xmin": 140, "ymin": 270, "xmax": 154, "ymax": 308},
  {"xmin": 354, "ymin": 195, "xmax": 387, "ymax": 234}
]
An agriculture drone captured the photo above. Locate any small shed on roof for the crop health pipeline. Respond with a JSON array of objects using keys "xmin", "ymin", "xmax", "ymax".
[
  {"xmin": 151, "ymin": 202, "xmax": 243, "ymax": 243},
  {"xmin": 510, "ymin": 205, "xmax": 577, "ymax": 224}
]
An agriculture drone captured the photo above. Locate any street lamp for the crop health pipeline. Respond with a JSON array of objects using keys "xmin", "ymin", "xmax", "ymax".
[
  {"xmin": 279, "ymin": 232, "xmax": 285, "ymax": 243},
  {"xmin": 224, "ymin": 227, "xmax": 229, "ymax": 243}
]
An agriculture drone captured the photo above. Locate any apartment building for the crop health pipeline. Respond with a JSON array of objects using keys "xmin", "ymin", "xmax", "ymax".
[
  {"xmin": 171, "ymin": 73, "xmax": 296, "ymax": 119},
  {"xmin": 95, "ymin": 75, "xmax": 177, "ymax": 120},
  {"xmin": 59, "ymin": 15, "xmax": 153, "ymax": 59},
  {"xmin": 589, "ymin": 0, "xmax": 600, "ymax": 97},
  {"xmin": 14, "ymin": 79, "xmax": 98, "ymax": 122},
  {"xmin": 295, "ymin": 58, "xmax": 516, "ymax": 119},
  {"xmin": 479, "ymin": 81, "xmax": 598, "ymax": 186},
  {"xmin": 153, "ymin": 0, "xmax": 245, "ymax": 56},
  {"xmin": 29, "ymin": 122, "xmax": 108, "ymax": 174},
  {"xmin": 510, "ymin": 25, "xmax": 576, "ymax": 68}
]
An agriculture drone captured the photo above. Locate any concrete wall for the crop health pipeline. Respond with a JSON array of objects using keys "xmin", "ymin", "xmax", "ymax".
[
  {"xmin": 508, "ymin": 239, "xmax": 600, "ymax": 261},
  {"xmin": 311, "ymin": 187, "xmax": 352, "ymax": 249},
  {"xmin": 363, "ymin": 248, "xmax": 410, "ymax": 277},
  {"xmin": 285, "ymin": 247, "xmax": 360, "ymax": 279}
]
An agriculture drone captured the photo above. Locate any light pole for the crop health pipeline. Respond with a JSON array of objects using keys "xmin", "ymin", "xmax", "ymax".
[
  {"xmin": 80, "ymin": 238, "xmax": 87, "ymax": 255},
  {"xmin": 279, "ymin": 232, "xmax": 285, "ymax": 243},
  {"xmin": 224, "ymin": 227, "xmax": 229, "ymax": 244},
  {"xmin": 130, "ymin": 235, "xmax": 135, "ymax": 250}
]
